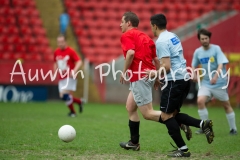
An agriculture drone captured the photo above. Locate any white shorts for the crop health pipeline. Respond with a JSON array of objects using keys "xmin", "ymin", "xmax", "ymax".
[
  {"xmin": 58, "ymin": 78, "xmax": 77, "ymax": 92},
  {"xmin": 129, "ymin": 79, "xmax": 154, "ymax": 107},
  {"xmin": 198, "ymin": 86, "xmax": 229, "ymax": 101}
]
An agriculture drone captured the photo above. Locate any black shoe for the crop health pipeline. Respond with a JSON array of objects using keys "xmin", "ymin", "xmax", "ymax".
[
  {"xmin": 180, "ymin": 124, "xmax": 192, "ymax": 141},
  {"xmin": 119, "ymin": 141, "xmax": 140, "ymax": 151},
  {"xmin": 168, "ymin": 143, "xmax": 191, "ymax": 157},
  {"xmin": 202, "ymin": 120, "xmax": 214, "ymax": 144},
  {"xmin": 229, "ymin": 129, "xmax": 237, "ymax": 135},
  {"xmin": 68, "ymin": 112, "xmax": 76, "ymax": 117},
  {"xmin": 168, "ymin": 149, "xmax": 191, "ymax": 157}
]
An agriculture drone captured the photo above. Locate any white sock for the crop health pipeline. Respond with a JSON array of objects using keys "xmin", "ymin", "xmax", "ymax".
[
  {"xmin": 200, "ymin": 120, "xmax": 204, "ymax": 128},
  {"xmin": 226, "ymin": 112, "xmax": 237, "ymax": 130},
  {"xmin": 179, "ymin": 145, "xmax": 188, "ymax": 151},
  {"xmin": 198, "ymin": 108, "xmax": 208, "ymax": 120}
]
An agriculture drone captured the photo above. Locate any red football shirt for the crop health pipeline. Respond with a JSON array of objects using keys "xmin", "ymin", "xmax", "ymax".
[
  {"xmin": 121, "ymin": 28, "xmax": 157, "ymax": 82},
  {"xmin": 54, "ymin": 47, "xmax": 81, "ymax": 80}
]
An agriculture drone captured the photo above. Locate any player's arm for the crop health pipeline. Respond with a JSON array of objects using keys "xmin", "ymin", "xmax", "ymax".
[
  {"xmin": 191, "ymin": 50, "xmax": 200, "ymax": 82},
  {"xmin": 71, "ymin": 49, "xmax": 82, "ymax": 74},
  {"xmin": 153, "ymin": 57, "xmax": 160, "ymax": 70},
  {"xmin": 151, "ymin": 42, "xmax": 171, "ymax": 78},
  {"xmin": 211, "ymin": 46, "xmax": 229, "ymax": 84},
  {"xmin": 73, "ymin": 60, "xmax": 82, "ymax": 74},
  {"xmin": 53, "ymin": 62, "xmax": 58, "ymax": 71},
  {"xmin": 123, "ymin": 49, "xmax": 135, "ymax": 73},
  {"xmin": 211, "ymin": 63, "xmax": 223, "ymax": 84},
  {"xmin": 191, "ymin": 66, "xmax": 198, "ymax": 82},
  {"xmin": 53, "ymin": 52, "xmax": 58, "ymax": 72},
  {"xmin": 158, "ymin": 57, "xmax": 171, "ymax": 75},
  {"xmin": 120, "ymin": 49, "xmax": 134, "ymax": 84}
]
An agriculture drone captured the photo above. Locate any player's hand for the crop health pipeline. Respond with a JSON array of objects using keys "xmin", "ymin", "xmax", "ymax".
[
  {"xmin": 120, "ymin": 74, "xmax": 126, "ymax": 84},
  {"xmin": 154, "ymin": 79, "xmax": 162, "ymax": 90},
  {"xmin": 210, "ymin": 75, "xmax": 218, "ymax": 84},
  {"xmin": 144, "ymin": 69, "xmax": 157, "ymax": 80},
  {"xmin": 192, "ymin": 75, "xmax": 198, "ymax": 82}
]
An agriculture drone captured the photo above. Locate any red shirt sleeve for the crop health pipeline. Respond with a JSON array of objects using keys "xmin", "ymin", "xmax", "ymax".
[{"xmin": 121, "ymin": 33, "xmax": 135, "ymax": 57}]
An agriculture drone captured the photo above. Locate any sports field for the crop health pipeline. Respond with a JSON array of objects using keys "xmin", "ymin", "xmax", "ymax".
[{"xmin": 0, "ymin": 102, "xmax": 239, "ymax": 160}]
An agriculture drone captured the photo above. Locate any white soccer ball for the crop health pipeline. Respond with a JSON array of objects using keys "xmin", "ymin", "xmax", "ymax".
[{"xmin": 58, "ymin": 125, "xmax": 76, "ymax": 142}]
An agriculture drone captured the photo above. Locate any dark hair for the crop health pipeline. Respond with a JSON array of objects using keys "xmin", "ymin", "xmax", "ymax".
[
  {"xmin": 197, "ymin": 28, "xmax": 212, "ymax": 40},
  {"xmin": 150, "ymin": 14, "xmax": 167, "ymax": 30},
  {"xmin": 123, "ymin": 12, "xmax": 139, "ymax": 27}
]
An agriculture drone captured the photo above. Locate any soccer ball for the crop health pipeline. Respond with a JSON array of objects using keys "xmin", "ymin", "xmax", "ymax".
[{"xmin": 58, "ymin": 125, "xmax": 76, "ymax": 142}]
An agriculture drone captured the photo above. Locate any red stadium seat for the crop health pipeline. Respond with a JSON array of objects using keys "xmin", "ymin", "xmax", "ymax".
[
  {"xmin": 14, "ymin": 7, "xmax": 28, "ymax": 16},
  {"xmin": 27, "ymin": 45, "xmax": 40, "ymax": 54},
  {"xmin": 5, "ymin": 16, "xmax": 16, "ymax": 25},
  {"xmin": 0, "ymin": 0, "xmax": 10, "ymax": 7},
  {"xmin": 8, "ymin": 36, "xmax": 23, "ymax": 44},
  {"xmin": 15, "ymin": 45, "xmax": 26, "ymax": 52},
  {"xmin": 71, "ymin": 17, "xmax": 83, "ymax": 27},
  {"xmin": 68, "ymin": 9, "xmax": 81, "ymax": 18},
  {"xmin": 215, "ymin": 3, "xmax": 231, "ymax": 11},
  {"xmin": 0, "ymin": 26, "xmax": 7, "ymax": 35},
  {"xmin": 20, "ymin": 27, "xmax": 32, "ymax": 35},
  {"xmin": 27, "ymin": 8, "xmax": 40, "ymax": 17},
  {"xmin": 173, "ymin": 3, "xmax": 185, "ymax": 12},
  {"xmin": 166, "ymin": 11, "xmax": 177, "ymax": 21},
  {"xmin": 0, "ymin": 44, "xmax": 14, "ymax": 52},
  {"xmin": 0, "ymin": 7, "xmax": 15, "ymax": 16},
  {"xmin": 188, "ymin": 11, "xmax": 201, "ymax": 21},
  {"xmin": 74, "ymin": 28, "xmax": 83, "ymax": 37},
  {"xmin": 0, "ymin": 35, "xmax": 8, "ymax": 44},
  {"xmin": 0, "ymin": 16, "xmax": 4, "ymax": 24},
  {"xmin": 32, "ymin": 27, "xmax": 46, "ymax": 36},
  {"xmin": 65, "ymin": 1, "xmax": 77, "ymax": 9},
  {"xmin": 36, "ymin": 36, "xmax": 49, "ymax": 46},
  {"xmin": 178, "ymin": 12, "xmax": 189, "ymax": 21},
  {"xmin": 7, "ymin": 26, "xmax": 19, "ymax": 35},
  {"xmin": 18, "ymin": 17, "xmax": 30, "ymax": 26},
  {"xmin": 23, "ymin": 36, "xmax": 36, "ymax": 45},
  {"xmin": 78, "ymin": 38, "xmax": 91, "ymax": 47},
  {"xmin": 12, "ymin": 0, "xmax": 36, "ymax": 8},
  {"xmin": 29, "ymin": 18, "xmax": 43, "ymax": 26},
  {"xmin": 1, "ymin": 52, "xmax": 15, "ymax": 60},
  {"xmin": 233, "ymin": 3, "xmax": 240, "ymax": 10}
]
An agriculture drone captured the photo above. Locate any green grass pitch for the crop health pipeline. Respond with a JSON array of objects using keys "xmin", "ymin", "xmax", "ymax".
[{"xmin": 0, "ymin": 102, "xmax": 239, "ymax": 159}]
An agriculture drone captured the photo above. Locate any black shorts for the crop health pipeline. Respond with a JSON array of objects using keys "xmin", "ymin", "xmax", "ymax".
[{"xmin": 160, "ymin": 79, "xmax": 191, "ymax": 113}]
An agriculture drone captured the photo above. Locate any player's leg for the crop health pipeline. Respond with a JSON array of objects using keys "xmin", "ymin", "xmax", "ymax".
[
  {"xmin": 66, "ymin": 78, "xmax": 83, "ymax": 113},
  {"xmin": 158, "ymin": 81, "xmax": 190, "ymax": 157},
  {"xmin": 131, "ymin": 78, "xmax": 161, "ymax": 122},
  {"xmin": 119, "ymin": 91, "xmax": 140, "ymax": 151},
  {"xmin": 195, "ymin": 86, "xmax": 211, "ymax": 134},
  {"xmin": 212, "ymin": 88, "xmax": 237, "ymax": 135},
  {"xmin": 59, "ymin": 90, "xmax": 76, "ymax": 117},
  {"xmin": 174, "ymin": 81, "xmax": 214, "ymax": 144},
  {"xmin": 59, "ymin": 78, "xmax": 77, "ymax": 117}
]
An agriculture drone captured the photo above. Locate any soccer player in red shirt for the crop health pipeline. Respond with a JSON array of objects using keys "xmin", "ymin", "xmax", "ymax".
[
  {"xmin": 119, "ymin": 12, "xmax": 162, "ymax": 150},
  {"xmin": 54, "ymin": 35, "xmax": 83, "ymax": 117}
]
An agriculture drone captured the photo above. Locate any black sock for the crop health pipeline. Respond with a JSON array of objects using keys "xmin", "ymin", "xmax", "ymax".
[
  {"xmin": 175, "ymin": 113, "xmax": 202, "ymax": 128},
  {"xmin": 129, "ymin": 120, "xmax": 140, "ymax": 144},
  {"xmin": 164, "ymin": 117, "xmax": 187, "ymax": 150}
]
